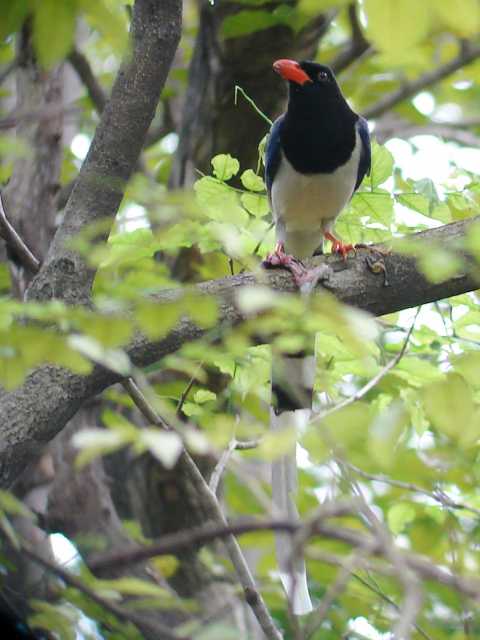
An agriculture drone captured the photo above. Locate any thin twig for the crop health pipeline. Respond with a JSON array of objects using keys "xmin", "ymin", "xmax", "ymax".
[
  {"xmin": 343, "ymin": 460, "xmax": 480, "ymax": 518},
  {"xmin": 22, "ymin": 545, "xmax": 188, "ymax": 640},
  {"xmin": 119, "ymin": 376, "xmax": 283, "ymax": 640},
  {"xmin": 364, "ymin": 41, "xmax": 480, "ymax": 119},
  {"xmin": 351, "ymin": 573, "xmax": 433, "ymax": 640},
  {"xmin": 234, "ymin": 85, "xmax": 272, "ymax": 127},
  {"xmin": 209, "ymin": 439, "xmax": 237, "ymax": 494},
  {"xmin": 0, "ymin": 193, "xmax": 41, "ymax": 273},
  {"xmin": 312, "ymin": 307, "xmax": 420, "ymax": 424},
  {"xmin": 176, "ymin": 366, "xmax": 202, "ymax": 416}
]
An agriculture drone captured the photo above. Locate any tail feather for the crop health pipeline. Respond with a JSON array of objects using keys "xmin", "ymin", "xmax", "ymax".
[{"xmin": 271, "ymin": 354, "xmax": 314, "ymax": 615}]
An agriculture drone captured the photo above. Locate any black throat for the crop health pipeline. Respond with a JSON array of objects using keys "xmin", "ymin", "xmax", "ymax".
[{"xmin": 281, "ymin": 84, "xmax": 357, "ymax": 175}]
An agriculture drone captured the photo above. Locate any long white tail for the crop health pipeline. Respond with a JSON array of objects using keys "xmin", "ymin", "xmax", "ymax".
[{"xmin": 271, "ymin": 354, "xmax": 314, "ymax": 615}]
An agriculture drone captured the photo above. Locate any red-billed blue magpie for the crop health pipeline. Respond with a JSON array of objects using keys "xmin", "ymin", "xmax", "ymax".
[
  {"xmin": 264, "ymin": 59, "xmax": 371, "ymax": 279},
  {"xmin": 264, "ymin": 59, "xmax": 370, "ymax": 615}
]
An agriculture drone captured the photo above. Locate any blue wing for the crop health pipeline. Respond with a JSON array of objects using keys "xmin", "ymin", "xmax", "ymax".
[
  {"xmin": 354, "ymin": 116, "xmax": 371, "ymax": 191},
  {"xmin": 265, "ymin": 115, "xmax": 284, "ymax": 197}
]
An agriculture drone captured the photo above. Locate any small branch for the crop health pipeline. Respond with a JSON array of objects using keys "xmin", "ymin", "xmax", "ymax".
[
  {"xmin": 344, "ymin": 460, "xmax": 480, "ymax": 518},
  {"xmin": 330, "ymin": 2, "xmax": 371, "ymax": 74},
  {"xmin": 312, "ymin": 307, "xmax": 420, "ymax": 424},
  {"xmin": 364, "ymin": 41, "xmax": 480, "ymax": 119},
  {"xmin": 68, "ymin": 48, "xmax": 107, "ymax": 114},
  {"xmin": 115, "ymin": 375, "xmax": 283, "ymax": 640},
  {"xmin": 375, "ymin": 119, "xmax": 480, "ymax": 148},
  {"xmin": 0, "ymin": 192, "xmax": 41, "ymax": 273},
  {"xmin": 209, "ymin": 439, "xmax": 237, "ymax": 494},
  {"xmin": 22, "ymin": 545, "xmax": 188, "ymax": 640}
]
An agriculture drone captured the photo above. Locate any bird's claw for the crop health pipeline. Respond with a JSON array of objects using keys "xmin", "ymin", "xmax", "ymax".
[{"xmin": 263, "ymin": 242, "xmax": 330, "ymax": 290}]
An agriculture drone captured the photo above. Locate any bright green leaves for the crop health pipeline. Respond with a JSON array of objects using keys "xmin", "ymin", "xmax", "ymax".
[
  {"xmin": 387, "ymin": 502, "xmax": 416, "ymax": 535},
  {"xmin": 0, "ymin": 0, "xmax": 30, "ymax": 41},
  {"xmin": 369, "ymin": 142, "xmax": 394, "ymax": 189},
  {"xmin": 211, "ymin": 154, "xmax": 240, "ymax": 181},
  {"xmin": 363, "ymin": 0, "xmax": 431, "ymax": 54},
  {"xmin": 432, "ymin": 0, "xmax": 480, "ymax": 37},
  {"xmin": 423, "ymin": 372, "xmax": 480, "ymax": 446},
  {"xmin": 241, "ymin": 169, "xmax": 265, "ymax": 192},
  {"xmin": 33, "ymin": 0, "xmax": 76, "ymax": 68}
]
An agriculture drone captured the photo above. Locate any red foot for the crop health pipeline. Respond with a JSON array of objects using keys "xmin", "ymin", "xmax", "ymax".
[
  {"xmin": 263, "ymin": 241, "xmax": 305, "ymax": 279},
  {"xmin": 263, "ymin": 242, "xmax": 331, "ymax": 289},
  {"xmin": 324, "ymin": 231, "xmax": 355, "ymax": 261}
]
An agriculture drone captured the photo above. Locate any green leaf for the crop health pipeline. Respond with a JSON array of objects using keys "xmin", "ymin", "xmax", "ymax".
[
  {"xmin": 431, "ymin": 0, "xmax": 480, "ymax": 37},
  {"xmin": 0, "ymin": 490, "xmax": 34, "ymax": 519},
  {"xmin": 396, "ymin": 193, "xmax": 430, "ymax": 216},
  {"xmin": 241, "ymin": 193, "xmax": 269, "ymax": 217},
  {"xmin": 363, "ymin": 0, "xmax": 431, "ymax": 53},
  {"xmin": 72, "ymin": 428, "xmax": 132, "ymax": 467},
  {"xmin": 211, "ymin": 154, "xmax": 240, "ymax": 181},
  {"xmin": 94, "ymin": 577, "xmax": 171, "ymax": 599},
  {"xmin": 0, "ymin": 0, "xmax": 30, "ymax": 40},
  {"xmin": 136, "ymin": 301, "xmax": 181, "ymax": 339},
  {"xmin": 387, "ymin": 503, "xmax": 416, "ymax": 534},
  {"xmin": 369, "ymin": 142, "xmax": 394, "ymax": 188},
  {"xmin": 221, "ymin": 11, "xmax": 280, "ymax": 39},
  {"xmin": 240, "ymin": 169, "xmax": 265, "ymax": 192},
  {"xmin": 194, "ymin": 389, "xmax": 217, "ymax": 404},
  {"xmin": 423, "ymin": 373, "xmax": 479, "ymax": 445},
  {"xmin": 33, "ymin": 0, "xmax": 76, "ymax": 68},
  {"xmin": 418, "ymin": 248, "xmax": 463, "ymax": 284}
]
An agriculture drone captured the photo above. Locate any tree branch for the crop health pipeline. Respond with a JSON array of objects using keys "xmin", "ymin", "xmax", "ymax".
[
  {"xmin": 68, "ymin": 47, "xmax": 107, "ymax": 114},
  {"xmin": 22, "ymin": 545, "xmax": 188, "ymax": 640},
  {"xmin": 87, "ymin": 512, "xmax": 480, "ymax": 602},
  {"xmin": 364, "ymin": 41, "xmax": 480, "ymax": 120},
  {"xmin": 0, "ymin": 193, "xmax": 41, "ymax": 273},
  {"xmin": 1, "ymin": 216, "xmax": 480, "ymax": 488},
  {"xmin": 330, "ymin": 2, "xmax": 371, "ymax": 74},
  {"xmin": 26, "ymin": 0, "xmax": 182, "ymax": 306}
]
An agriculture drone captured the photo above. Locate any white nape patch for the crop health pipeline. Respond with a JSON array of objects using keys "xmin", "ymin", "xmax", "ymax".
[
  {"xmin": 271, "ymin": 131, "xmax": 362, "ymax": 258},
  {"xmin": 70, "ymin": 133, "xmax": 91, "ymax": 160}
]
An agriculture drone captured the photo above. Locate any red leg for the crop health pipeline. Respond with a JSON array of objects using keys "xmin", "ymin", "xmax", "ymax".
[
  {"xmin": 263, "ymin": 242, "xmax": 329, "ymax": 289},
  {"xmin": 324, "ymin": 231, "xmax": 355, "ymax": 261},
  {"xmin": 262, "ymin": 242, "xmax": 307, "ymax": 282}
]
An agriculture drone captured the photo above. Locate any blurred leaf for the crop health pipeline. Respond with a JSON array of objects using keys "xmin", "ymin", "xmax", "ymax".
[
  {"xmin": 387, "ymin": 502, "xmax": 416, "ymax": 534},
  {"xmin": 33, "ymin": 0, "xmax": 76, "ymax": 68},
  {"xmin": 369, "ymin": 142, "xmax": 394, "ymax": 188},
  {"xmin": 431, "ymin": 0, "xmax": 480, "ymax": 37},
  {"xmin": 140, "ymin": 430, "xmax": 183, "ymax": 468},
  {"xmin": 423, "ymin": 373, "xmax": 479, "ymax": 445},
  {"xmin": 363, "ymin": 0, "xmax": 431, "ymax": 53}
]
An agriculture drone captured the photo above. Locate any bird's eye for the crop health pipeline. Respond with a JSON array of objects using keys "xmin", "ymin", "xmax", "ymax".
[{"xmin": 317, "ymin": 71, "xmax": 329, "ymax": 82}]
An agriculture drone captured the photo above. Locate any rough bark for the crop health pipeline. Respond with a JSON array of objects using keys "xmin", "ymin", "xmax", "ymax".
[
  {"xmin": 26, "ymin": 0, "xmax": 182, "ymax": 306},
  {"xmin": 2, "ymin": 24, "xmax": 63, "ymax": 294},
  {"xmin": 170, "ymin": 1, "xmax": 332, "ymax": 188},
  {"xmin": 0, "ymin": 216, "xmax": 479, "ymax": 488}
]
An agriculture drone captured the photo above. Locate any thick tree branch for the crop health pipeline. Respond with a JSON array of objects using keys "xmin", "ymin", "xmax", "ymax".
[
  {"xmin": 1, "ymin": 216, "xmax": 479, "ymax": 488},
  {"xmin": 364, "ymin": 41, "xmax": 480, "ymax": 120},
  {"xmin": 88, "ymin": 513, "xmax": 480, "ymax": 601},
  {"xmin": 26, "ymin": 0, "xmax": 182, "ymax": 306}
]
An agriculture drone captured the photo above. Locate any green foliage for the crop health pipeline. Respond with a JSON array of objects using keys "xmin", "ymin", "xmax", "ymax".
[{"xmin": 3, "ymin": 1, "xmax": 480, "ymax": 638}]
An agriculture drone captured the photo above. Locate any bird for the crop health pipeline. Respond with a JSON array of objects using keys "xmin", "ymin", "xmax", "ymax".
[{"xmin": 263, "ymin": 59, "xmax": 371, "ymax": 615}]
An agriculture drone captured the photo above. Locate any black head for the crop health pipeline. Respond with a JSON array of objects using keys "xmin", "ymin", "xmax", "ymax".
[{"xmin": 273, "ymin": 59, "xmax": 347, "ymax": 111}]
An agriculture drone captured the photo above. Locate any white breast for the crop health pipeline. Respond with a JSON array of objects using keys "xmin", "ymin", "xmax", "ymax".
[{"xmin": 271, "ymin": 130, "xmax": 361, "ymax": 258}]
